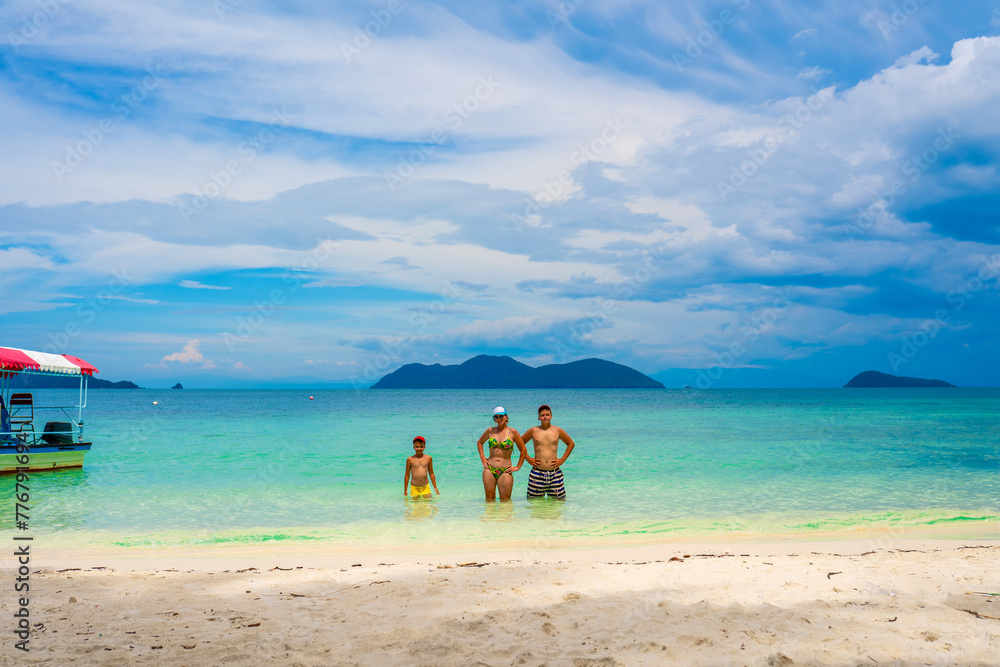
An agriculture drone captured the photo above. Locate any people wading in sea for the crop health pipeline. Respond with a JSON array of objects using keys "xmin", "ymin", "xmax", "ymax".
[
  {"xmin": 521, "ymin": 404, "xmax": 576, "ymax": 500},
  {"xmin": 475, "ymin": 406, "xmax": 527, "ymax": 501}
]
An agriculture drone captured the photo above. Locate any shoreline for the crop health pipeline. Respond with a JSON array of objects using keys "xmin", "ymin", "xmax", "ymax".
[{"xmin": 24, "ymin": 531, "xmax": 1000, "ymax": 569}]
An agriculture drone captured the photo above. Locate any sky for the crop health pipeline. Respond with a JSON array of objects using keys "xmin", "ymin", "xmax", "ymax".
[{"xmin": 1, "ymin": 0, "xmax": 998, "ymax": 388}]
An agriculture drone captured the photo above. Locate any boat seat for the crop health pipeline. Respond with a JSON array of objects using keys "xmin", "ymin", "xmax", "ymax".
[{"xmin": 9, "ymin": 393, "xmax": 34, "ymax": 436}]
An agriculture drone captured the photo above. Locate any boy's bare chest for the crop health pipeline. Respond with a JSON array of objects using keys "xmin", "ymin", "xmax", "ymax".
[{"xmin": 532, "ymin": 429, "xmax": 560, "ymax": 448}]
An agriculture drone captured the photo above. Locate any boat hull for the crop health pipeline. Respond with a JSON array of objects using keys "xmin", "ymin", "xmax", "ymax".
[{"xmin": 0, "ymin": 443, "xmax": 92, "ymax": 473}]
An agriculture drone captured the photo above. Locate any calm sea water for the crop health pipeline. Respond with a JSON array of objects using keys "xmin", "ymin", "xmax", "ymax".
[{"xmin": 3, "ymin": 388, "xmax": 999, "ymax": 551}]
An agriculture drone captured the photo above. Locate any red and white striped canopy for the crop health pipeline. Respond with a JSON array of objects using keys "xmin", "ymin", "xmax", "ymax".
[{"xmin": 0, "ymin": 347, "xmax": 99, "ymax": 376}]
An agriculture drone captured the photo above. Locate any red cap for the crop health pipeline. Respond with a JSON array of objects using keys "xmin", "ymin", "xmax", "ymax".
[{"xmin": 413, "ymin": 436, "xmax": 425, "ymax": 443}]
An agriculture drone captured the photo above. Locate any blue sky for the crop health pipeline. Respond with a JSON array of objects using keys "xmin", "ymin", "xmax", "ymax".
[{"xmin": 1, "ymin": 0, "xmax": 998, "ymax": 387}]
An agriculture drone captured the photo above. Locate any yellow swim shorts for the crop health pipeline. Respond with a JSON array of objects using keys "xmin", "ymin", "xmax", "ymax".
[{"xmin": 410, "ymin": 483, "xmax": 432, "ymax": 497}]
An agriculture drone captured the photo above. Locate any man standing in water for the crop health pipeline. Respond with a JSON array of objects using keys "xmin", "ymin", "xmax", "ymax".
[{"xmin": 522, "ymin": 405, "xmax": 576, "ymax": 500}]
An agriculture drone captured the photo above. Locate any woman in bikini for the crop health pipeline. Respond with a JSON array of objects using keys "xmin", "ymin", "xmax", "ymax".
[{"xmin": 476, "ymin": 406, "xmax": 528, "ymax": 501}]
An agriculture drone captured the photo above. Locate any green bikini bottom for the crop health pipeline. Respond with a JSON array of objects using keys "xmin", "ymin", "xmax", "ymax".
[{"xmin": 487, "ymin": 464, "xmax": 512, "ymax": 480}]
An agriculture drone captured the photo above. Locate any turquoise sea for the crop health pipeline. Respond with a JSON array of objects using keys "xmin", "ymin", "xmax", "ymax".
[{"xmin": 3, "ymin": 388, "xmax": 999, "ymax": 552}]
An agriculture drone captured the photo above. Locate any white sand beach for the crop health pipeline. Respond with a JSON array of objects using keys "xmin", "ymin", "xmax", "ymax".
[{"xmin": 9, "ymin": 538, "xmax": 1000, "ymax": 665}]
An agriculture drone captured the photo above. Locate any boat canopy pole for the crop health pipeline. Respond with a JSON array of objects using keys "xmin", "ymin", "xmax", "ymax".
[{"xmin": 79, "ymin": 374, "xmax": 86, "ymax": 441}]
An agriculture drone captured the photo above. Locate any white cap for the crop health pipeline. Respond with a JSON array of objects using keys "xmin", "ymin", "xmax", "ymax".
[{"xmin": 492, "ymin": 406, "xmax": 506, "ymax": 417}]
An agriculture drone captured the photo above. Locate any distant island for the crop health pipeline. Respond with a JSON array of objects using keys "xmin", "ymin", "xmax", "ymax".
[
  {"xmin": 844, "ymin": 371, "xmax": 957, "ymax": 388},
  {"xmin": 10, "ymin": 375, "xmax": 140, "ymax": 389},
  {"xmin": 372, "ymin": 355, "xmax": 665, "ymax": 389},
  {"xmin": 172, "ymin": 383, "xmax": 184, "ymax": 389}
]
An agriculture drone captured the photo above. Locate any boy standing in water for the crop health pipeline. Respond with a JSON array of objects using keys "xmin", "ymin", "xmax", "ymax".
[
  {"xmin": 404, "ymin": 436, "xmax": 439, "ymax": 498},
  {"xmin": 522, "ymin": 405, "xmax": 576, "ymax": 500}
]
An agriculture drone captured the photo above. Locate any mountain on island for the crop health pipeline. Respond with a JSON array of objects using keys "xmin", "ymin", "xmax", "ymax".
[
  {"xmin": 844, "ymin": 371, "xmax": 957, "ymax": 388},
  {"xmin": 10, "ymin": 375, "xmax": 140, "ymax": 389},
  {"xmin": 372, "ymin": 355, "xmax": 665, "ymax": 389}
]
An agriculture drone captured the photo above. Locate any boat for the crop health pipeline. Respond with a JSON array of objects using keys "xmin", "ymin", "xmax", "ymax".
[{"xmin": 1, "ymin": 346, "xmax": 98, "ymax": 473}]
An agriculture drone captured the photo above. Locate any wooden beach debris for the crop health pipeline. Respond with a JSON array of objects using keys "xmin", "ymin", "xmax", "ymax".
[
  {"xmin": 961, "ymin": 609, "xmax": 1000, "ymax": 620},
  {"xmin": 946, "ymin": 592, "xmax": 1000, "ymax": 620},
  {"xmin": 269, "ymin": 566, "xmax": 292, "ymax": 571},
  {"xmin": 669, "ymin": 557, "xmax": 683, "ymax": 562},
  {"xmin": 457, "ymin": 562, "xmax": 488, "ymax": 567},
  {"xmin": 236, "ymin": 567, "xmax": 257, "ymax": 573},
  {"xmin": 827, "ymin": 571, "xmax": 843, "ymax": 579}
]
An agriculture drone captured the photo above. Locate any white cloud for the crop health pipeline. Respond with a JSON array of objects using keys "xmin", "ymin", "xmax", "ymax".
[
  {"xmin": 147, "ymin": 339, "xmax": 215, "ymax": 369},
  {"xmin": 179, "ymin": 280, "xmax": 230, "ymax": 290}
]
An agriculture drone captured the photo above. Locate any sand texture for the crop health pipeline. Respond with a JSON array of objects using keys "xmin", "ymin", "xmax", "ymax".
[{"xmin": 7, "ymin": 542, "xmax": 1000, "ymax": 666}]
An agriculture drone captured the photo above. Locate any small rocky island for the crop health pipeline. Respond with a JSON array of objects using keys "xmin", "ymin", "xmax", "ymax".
[
  {"xmin": 844, "ymin": 371, "xmax": 956, "ymax": 388},
  {"xmin": 372, "ymin": 355, "xmax": 665, "ymax": 389},
  {"xmin": 172, "ymin": 383, "xmax": 184, "ymax": 389}
]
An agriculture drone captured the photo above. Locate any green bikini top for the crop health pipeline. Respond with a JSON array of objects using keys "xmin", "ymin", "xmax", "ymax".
[{"xmin": 488, "ymin": 436, "xmax": 515, "ymax": 451}]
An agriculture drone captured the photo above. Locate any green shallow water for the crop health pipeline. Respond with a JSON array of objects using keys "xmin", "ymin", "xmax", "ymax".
[{"xmin": 3, "ymin": 388, "xmax": 999, "ymax": 550}]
